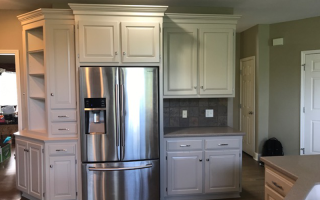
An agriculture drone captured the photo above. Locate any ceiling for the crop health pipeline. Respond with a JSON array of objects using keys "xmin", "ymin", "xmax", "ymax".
[{"xmin": 1, "ymin": 0, "xmax": 320, "ymax": 32}]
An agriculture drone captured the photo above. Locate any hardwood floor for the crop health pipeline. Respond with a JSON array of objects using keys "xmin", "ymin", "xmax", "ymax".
[{"xmin": 0, "ymin": 147, "xmax": 264, "ymax": 200}]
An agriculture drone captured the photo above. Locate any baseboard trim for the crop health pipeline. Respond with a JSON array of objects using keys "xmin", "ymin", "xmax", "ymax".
[{"xmin": 253, "ymin": 152, "xmax": 260, "ymax": 161}]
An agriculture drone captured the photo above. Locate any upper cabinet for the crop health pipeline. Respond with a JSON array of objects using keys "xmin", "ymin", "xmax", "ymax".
[
  {"xmin": 69, "ymin": 4, "xmax": 168, "ymax": 65},
  {"xmin": 163, "ymin": 14, "xmax": 240, "ymax": 98},
  {"xmin": 17, "ymin": 9, "xmax": 77, "ymax": 138}
]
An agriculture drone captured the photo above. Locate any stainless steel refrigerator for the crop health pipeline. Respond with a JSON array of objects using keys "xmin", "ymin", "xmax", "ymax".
[{"xmin": 79, "ymin": 67, "xmax": 159, "ymax": 200}]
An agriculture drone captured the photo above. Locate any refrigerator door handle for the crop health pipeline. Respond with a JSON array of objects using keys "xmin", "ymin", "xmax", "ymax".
[
  {"xmin": 115, "ymin": 84, "xmax": 120, "ymax": 147},
  {"xmin": 120, "ymin": 83, "xmax": 125, "ymax": 160},
  {"xmin": 88, "ymin": 164, "xmax": 153, "ymax": 171}
]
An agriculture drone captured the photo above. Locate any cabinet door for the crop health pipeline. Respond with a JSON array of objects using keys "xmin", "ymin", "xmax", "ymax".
[
  {"xmin": 205, "ymin": 150, "xmax": 240, "ymax": 193},
  {"xmin": 47, "ymin": 24, "xmax": 76, "ymax": 109},
  {"xmin": 49, "ymin": 156, "xmax": 76, "ymax": 200},
  {"xmin": 79, "ymin": 21, "xmax": 119, "ymax": 62},
  {"xmin": 167, "ymin": 151, "xmax": 202, "ymax": 195},
  {"xmin": 121, "ymin": 22, "xmax": 159, "ymax": 62},
  {"xmin": 163, "ymin": 28, "xmax": 198, "ymax": 96},
  {"xmin": 199, "ymin": 28, "xmax": 234, "ymax": 95},
  {"xmin": 16, "ymin": 139, "xmax": 29, "ymax": 194},
  {"xmin": 265, "ymin": 185, "xmax": 284, "ymax": 200},
  {"xmin": 28, "ymin": 142, "xmax": 43, "ymax": 200}
]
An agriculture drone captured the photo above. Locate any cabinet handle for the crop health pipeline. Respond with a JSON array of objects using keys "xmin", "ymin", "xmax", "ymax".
[
  {"xmin": 24, "ymin": 149, "xmax": 29, "ymax": 153},
  {"xmin": 272, "ymin": 181, "xmax": 283, "ymax": 190},
  {"xmin": 201, "ymin": 86, "xmax": 204, "ymax": 89},
  {"xmin": 194, "ymin": 86, "xmax": 197, "ymax": 89},
  {"xmin": 115, "ymin": 51, "xmax": 118, "ymax": 55},
  {"xmin": 218, "ymin": 144, "xmax": 229, "ymax": 146},
  {"xmin": 56, "ymin": 149, "xmax": 67, "ymax": 152},
  {"xmin": 180, "ymin": 144, "xmax": 191, "ymax": 147},
  {"xmin": 50, "ymin": 165, "xmax": 53, "ymax": 168},
  {"xmin": 199, "ymin": 159, "xmax": 202, "ymax": 162},
  {"xmin": 206, "ymin": 158, "xmax": 209, "ymax": 161},
  {"xmin": 123, "ymin": 52, "xmax": 126, "ymax": 55},
  {"xmin": 58, "ymin": 128, "xmax": 69, "ymax": 131},
  {"xmin": 58, "ymin": 115, "xmax": 69, "ymax": 118},
  {"xmin": 51, "ymin": 93, "xmax": 54, "ymax": 96}
]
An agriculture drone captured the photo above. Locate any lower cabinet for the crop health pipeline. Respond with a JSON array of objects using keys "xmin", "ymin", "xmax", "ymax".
[
  {"xmin": 15, "ymin": 136, "xmax": 78, "ymax": 200},
  {"xmin": 165, "ymin": 136, "xmax": 242, "ymax": 199}
]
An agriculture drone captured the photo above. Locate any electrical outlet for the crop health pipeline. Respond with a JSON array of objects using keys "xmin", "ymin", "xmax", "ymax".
[
  {"xmin": 205, "ymin": 109, "xmax": 214, "ymax": 118},
  {"xmin": 182, "ymin": 110, "xmax": 188, "ymax": 118}
]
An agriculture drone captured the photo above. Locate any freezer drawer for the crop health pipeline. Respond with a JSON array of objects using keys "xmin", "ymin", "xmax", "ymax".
[{"xmin": 82, "ymin": 159, "xmax": 159, "ymax": 200}]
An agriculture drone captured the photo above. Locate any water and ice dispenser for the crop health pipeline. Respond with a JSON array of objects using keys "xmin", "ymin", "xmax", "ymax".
[{"xmin": 84, "ymin": 98, "xmax": 106, "ymax": 134}]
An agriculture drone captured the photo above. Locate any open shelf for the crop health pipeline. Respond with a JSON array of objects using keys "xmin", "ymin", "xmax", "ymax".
[
  {"xmin": 28, "ymin": 98, "xmax": 46, "ymax": 132},
  {"xmin": 28, "ymin": 75, "xmax": 45, "ymax": 98},
  {"xmin": 29, "ymin": 96, "xmax": 45, "ymax": 100},
  {"xmin": 27, "ymin": 27, "xmax": 44, "ymax": 52},
  {"xmin": 28, "ymin": 51, "xmax": 44, "ymax": 75},
  {"xmin": 28, "ymin": 49, "xmax": 44, "ymax": 54}
]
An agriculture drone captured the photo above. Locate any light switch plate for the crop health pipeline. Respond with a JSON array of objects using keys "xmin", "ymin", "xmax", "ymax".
[
  {"xmin": 205, "ymin": 109, "xmax": 214, "ymax": 118},
  {"xmin": 182, "ymin": 110, "xmax": 187, "ymax": 118}
]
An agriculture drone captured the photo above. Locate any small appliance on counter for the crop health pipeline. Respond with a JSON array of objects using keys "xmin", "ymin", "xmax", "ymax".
[{"xmin": 80, "ymin": 67, "xmax": 159, "ymax": 200}]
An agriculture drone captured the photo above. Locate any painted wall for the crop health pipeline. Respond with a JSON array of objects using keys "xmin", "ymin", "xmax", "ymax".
[
  {"xmin": 0, "ymin": 10, "xmax": 30, "ymax": 130},
  {"xmin": 269, "ymin": 16, "xmax": 320, "ymax": 155}
]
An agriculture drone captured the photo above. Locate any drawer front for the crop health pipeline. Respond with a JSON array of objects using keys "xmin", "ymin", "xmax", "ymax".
[
  {"xmin": 51, "ymin": 123, "xmax": 77, "ymax": 135},
  {"xmin": 265, "ymin": 185, "xmax": 284, "ymax": 200},
  {"xmin": 167, "ymin": 140, "xmax": 202, "ymax": 151},
  {"xmin": 265, "ymin": 167, "xmax": 294, "ymax": 197},
  {"xmin": 205, "ymin": 138, "xmax": 240, "ymax": 150},
  {"xmin": 48, "ymin": 143, "xmax": 76, "ymax": 156},
  {"xmin": 51, "ymin": 110, "xmax": 77, "ymax": 122}
]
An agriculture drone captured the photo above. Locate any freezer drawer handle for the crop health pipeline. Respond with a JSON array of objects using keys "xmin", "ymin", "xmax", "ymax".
[
  {"xmin": 88, "ymin": 164, "xmax": 153, "ymax": 171},
  {"xmin": 180, "ymin": 144, "xmax": 191, "ymax": 147}
]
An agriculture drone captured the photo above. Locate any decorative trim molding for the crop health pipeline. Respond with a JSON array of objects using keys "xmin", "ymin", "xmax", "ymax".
[
  {"xmin": 68, "ymin": 3, "xmax": 168, "ymax": 17},
  {"xmin": 17, "ymin": 9, "xmax": 74, "ymax": 25},
  {"xmin": 164, "ymin": 13, "xmax": 241, "ymax": 24}
]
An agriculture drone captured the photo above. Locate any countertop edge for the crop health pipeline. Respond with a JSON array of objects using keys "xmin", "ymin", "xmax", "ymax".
[{"xmin": 14, "ymin": 131, "xmax": 78, "ymax": 142}]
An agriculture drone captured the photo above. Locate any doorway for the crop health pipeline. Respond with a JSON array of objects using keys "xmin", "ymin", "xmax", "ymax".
[
  {"xmin": 240, "ymin": 56, "xmax": 255, "ymax": 157},
  {"xmin": 300, "ymin": 50, "xmax": 320, "ymax": 155}
]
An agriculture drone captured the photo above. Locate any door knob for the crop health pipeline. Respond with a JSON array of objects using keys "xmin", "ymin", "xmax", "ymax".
[
  {"xmin": 199, "ymin": 159, "xmax": 202, "ymax": 162},
  {"xmin": 206, "ymin": 158, "xmax": 209, "ymax": 161},
  {"xmin": 249, "ymin": 111, "xmax": 254, "ymax": 115}
]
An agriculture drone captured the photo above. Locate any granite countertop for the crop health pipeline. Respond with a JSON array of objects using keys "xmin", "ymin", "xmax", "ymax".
[
  {"xmin": 14, "ymin": 130, "xmax": 78, "ymax": 142},
  {"xmin": 261, "ymin": 155, "xmax": 320, "ymax": 200},
  {"xmin": 164, "ymin": 126, "xmax": 245, "ymax": 137}
]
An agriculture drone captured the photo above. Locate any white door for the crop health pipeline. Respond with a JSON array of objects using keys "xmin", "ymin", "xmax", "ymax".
[
  {"xmin": 49, "ymin": 156, "xmax": 76, "ymax": 200},
  {"xmin": 28, "ymin": 142, "xmax": 43, "ymax": 200},
  {"xmin": 167, "ymin": 151, "xmax": 203, "ymax": 195},
  {"xmin": 79, "ymin": 21, "xmax": 119, "ymax": 62},
  {"xmin": 47, "ymin": 24, "xmax": 76, "ymax": 109},
  {"xmin": 121, "ymin": 22, "xmax": 159, "ymax": 62},
  {"xmin": 301, "ymin": 51, "xmax": 320, "ymax": 155},
  {"xmin": 199, "ymin": 28, "xmax": 234, "ymax": 95},
  {"xmin": 240, "ymin": 57, "xmax": 255, "ymax": 157},
  {"xmin": 204, "ymin": 150, "xmax": 240, "ymax": 193},
  {"xmin": 163, "ymin": 28, "xmax": 198, "ymax": 96},
  {"xmin": 16, "ymin": 139, "xmax": 29, "ymax": 193}
]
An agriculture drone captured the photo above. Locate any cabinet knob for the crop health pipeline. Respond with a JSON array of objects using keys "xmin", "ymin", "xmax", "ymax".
[
  {"xmin": 23, "ymin": 93, "xmax": 25, "ymax": 95},
  {"xmin": 194, "ymin": 86, "xmax": 197, "ymax": 89},
  {"xmin": 115, "ymin": 51, "xmax": 118, "ymax": 55},
  {"xmin": 206, "ymin": 158, "xmax": 209, "ymax": 161},
  {"xmin": 123, "ymin": 52, "xmax": 126, "ymax": 55},
  {"xmin": 50, "ymin": 165, "xmax": 53, "ymax": 168},
  {"xmin": 199, "ymin": 159, "xmax": 202, "ymax": 162},
  {"xmin": 249, "ymin": 111, "xmax": 254, "ymax": 115},
  {"xmin": 51, "ymin": 93, "xmax": 54, "ymax": 96}
]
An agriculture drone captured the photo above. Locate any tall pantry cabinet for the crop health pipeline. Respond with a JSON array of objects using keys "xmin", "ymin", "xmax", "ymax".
[{"xmin": 16, "ymin": 9, "xmax": 78, "ymax": 200}]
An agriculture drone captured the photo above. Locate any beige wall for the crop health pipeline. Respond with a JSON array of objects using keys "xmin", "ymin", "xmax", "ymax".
[{"xmin": 269, "ymin": 16, "xmax": 320, "ymax": 155}]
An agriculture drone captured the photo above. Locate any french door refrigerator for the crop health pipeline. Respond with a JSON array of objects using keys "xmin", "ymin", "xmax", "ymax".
[{"xmin": 79, "ymin": 67, "xmax": 159, "ymax": 200}]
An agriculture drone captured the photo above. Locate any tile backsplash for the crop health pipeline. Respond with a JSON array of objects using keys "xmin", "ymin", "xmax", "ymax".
[{"xmin": 163, "ymin": 98, "xmax": 228, "ymax": 128}]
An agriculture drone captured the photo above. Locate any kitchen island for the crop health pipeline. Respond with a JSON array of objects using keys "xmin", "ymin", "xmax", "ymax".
[{"xmin": 261, "ymin": 155, "xmax": 320, "ymax": 200}]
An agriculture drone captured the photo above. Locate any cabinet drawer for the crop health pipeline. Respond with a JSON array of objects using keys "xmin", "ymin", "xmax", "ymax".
[
  {"xmin": 205, "ymin": 138, "xmax": 240, "ymax": 150},
  {"xmin": 167, "ymin": 140, "xmax": 202, "ymax": 151},
  {"xmin": 51, "ymin": 110, "xmax": 77, "ymax": 122},
  {"xmin": 48, "ymin": 143, "xmax": 76, "ymax": 156},
  {"xmin": 265, "ymin": 167, "xmax": 295, "ymax": 197},
  {"xmin": 265, "ymin": 185, "xmax": 284, "ymax": 200},
  {"xmin": 51, "ymin": 123, "xmax": 77, "ymax": 135}
]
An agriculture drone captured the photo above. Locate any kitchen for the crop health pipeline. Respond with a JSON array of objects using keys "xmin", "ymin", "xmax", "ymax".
[{"xmin": 1, "ymin": 0, "xmax": 320, "ymax": 200}]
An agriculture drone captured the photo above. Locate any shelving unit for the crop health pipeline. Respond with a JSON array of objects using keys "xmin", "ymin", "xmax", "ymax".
[{"xmin": 26, "ymin": 26, "xmax": 47, "ymax": 135}]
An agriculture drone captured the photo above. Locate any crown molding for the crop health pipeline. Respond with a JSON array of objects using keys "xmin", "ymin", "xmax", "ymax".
[
  {"xmin": 164, "ymin": 13, "xmax": 241, "ymax": 24},
  {"xmin": 69, "ymin": 3, "xmax": 168, "ymax": 17},
  {"xmin": 17, "ymin": 9, "xmax": 74, "ymax": 25}
]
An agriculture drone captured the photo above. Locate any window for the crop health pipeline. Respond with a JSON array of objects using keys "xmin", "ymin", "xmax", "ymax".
[{"xmin": 0, "ymin": 71, "xmax": 18, "ymax": 107}]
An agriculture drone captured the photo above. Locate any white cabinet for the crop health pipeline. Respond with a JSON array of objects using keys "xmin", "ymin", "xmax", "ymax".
[
  {"xmin": 163, "ymin": 14, "xmax": 240, "ymax": 98},
  {"xmin": 167, "ymin": 151, "xmax": 203, "ymax": 195},
  {"xmin": 164, "ymin": 136, "xmax": 242, "ymax": 199},
  {"xmin": 78, "ymin": 21, "xmax": 160, "ymax": 63},
  {"xmin": 16, "ymin": 139, "xmax": 44, "ymax": 200},
  {"xmin": 204, "ymin": 150, "xmax": 240, "ymax": 193},
  {"xmin": 18, "ymin": 9, "xmax": 77, "ymax": 138},
  {"xmin": 15, "ymin": 136, "xmax": 78, "ymax": 200}
]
